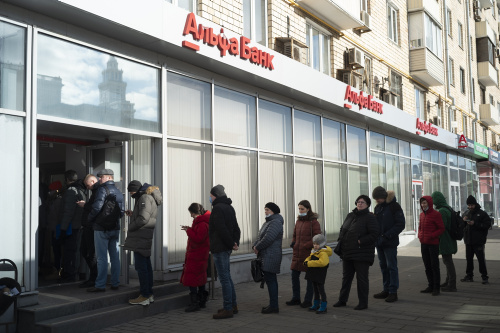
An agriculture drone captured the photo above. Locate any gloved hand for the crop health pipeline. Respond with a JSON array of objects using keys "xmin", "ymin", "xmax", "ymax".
[
  {"xmin": 290, "ymin": 241, "xmax": 295, "ymax": 248},
  {"xmin": 303, "ymin": 261, "xmax": 308, "ymax": 266}
]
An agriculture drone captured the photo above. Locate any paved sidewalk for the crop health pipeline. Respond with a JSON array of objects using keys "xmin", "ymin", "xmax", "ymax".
[{"xmin": 94, "ymin": 228, "xmax": 500, "ymax": 333}]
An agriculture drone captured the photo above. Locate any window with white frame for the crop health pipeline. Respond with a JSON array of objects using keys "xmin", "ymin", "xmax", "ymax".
[
  {"xmin": 166, "ymin": 0, "xmax": 195, "ymax": 12},
  {"xmin": 306, "ymin": 22, "xmax": 331, "ymax": 75},
  {"xmin": 446, "ymin": 8, "xmax": 452, "ymax": 37},
  {"xmin": 460, "ymin": 67, "xmax": 466, "ymax": 94},
  {"xmin": 490, "ymin": 94, "xmax": 495, "ymax": 105},
  {"xmin": 448, "ymin": 57, "xmax": 455, "ymax": 86},
  {"xmin": 361, "ymin": 0, "xmax": 368, "ymax": 12},
  {"xmin": 458, "ymin": 21, "xmax": 463, "ymax": 48},
  {"xmin": 387, "ymin": 3, "xmax": 399, "ymax": 44},
  {"xmin": 389, "ymin": 70, "xmax": 402, "ymax": 109},
  {"xmin": 243, "ymin": 0, "xmax": 267, "ymax": 46},
  {"xmin": 415, "ymin": 87, "xmax": 424, "ymax": 119},
  {"xmin": 425, "ymin": 14, "xmax": 442, "ymax": 57}
]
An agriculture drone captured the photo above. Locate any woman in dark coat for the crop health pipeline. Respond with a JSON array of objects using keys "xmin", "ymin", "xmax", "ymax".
[
  {"xmin": 333, "ymin": 195, "xmax": 379, "ymax": 310},
  {"xmin": 252, "ymin": 202, "xmax": 284, "ymax": 314},
  {"xmin": 180, "ymin": 203, "xmax": 211, "ymax": 312},
  {"xmin": 286, "ymin": 200, "xmax": 321, "ymax": 308}
]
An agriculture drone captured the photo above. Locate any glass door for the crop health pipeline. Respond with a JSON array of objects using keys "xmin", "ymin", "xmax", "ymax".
[
  {"xmin": 412, "ymin": 180, "xmax": 423, "ymax": 232},
  {"xmin": 450, "ymin": 182, "xmax": 460, "ymax": 212}
]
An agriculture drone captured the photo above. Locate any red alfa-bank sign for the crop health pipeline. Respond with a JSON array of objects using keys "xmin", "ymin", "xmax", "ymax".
[
  {"xmin": 344, "ymin": 85, "xmax": 383, "ymax": 114},
  {"xmin": 182, "ymin": 13, "xmax": 275, "ymax": 70},
  {"xmin": 416, "ymin": 118, "xmax": 438, "ymax": 136}
]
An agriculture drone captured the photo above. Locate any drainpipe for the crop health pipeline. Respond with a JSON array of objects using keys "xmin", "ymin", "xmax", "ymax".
[
  {"xmin": 466, "ymin": 0, "xmax": 479, "ymax": 140},
  {"xmin": 443, "ymin": 0, "xmax": 456, "ymax": 127}
]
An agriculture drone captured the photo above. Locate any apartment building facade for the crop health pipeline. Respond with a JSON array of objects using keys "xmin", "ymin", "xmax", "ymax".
[{"xmin": 0, "ymin": 0, "xmax": 499, "ymax": 291}]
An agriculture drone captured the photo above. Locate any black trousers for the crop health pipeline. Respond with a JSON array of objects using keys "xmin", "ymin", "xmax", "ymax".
[
  {"xmin": 465, "ymin": 244, "xmax": 488, "ymax": 280},
  {"xmin": 80, "ymin": 227, "xmax": 98, "ymax": 282},
  {"xmin": 313, "ymin": 282, "xmax": 327, "ymax": 302},
  {"xmin": 421, "ymin": 244, "xmax": 440, "ymax": 289},
  {"xmin": 339, "ymin": 260, "xmax": 370, "ymax": 307},
  {"xmin": 60, "ymin": 229, "xmax": 80, "ymax": 279}
]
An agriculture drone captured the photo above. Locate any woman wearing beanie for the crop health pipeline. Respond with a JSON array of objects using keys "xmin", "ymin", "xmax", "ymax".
[
  {"xmin": 287, "ymin": 200, "xmax": 322, "ymax": 308},
  {"xmin": 180, "ymin": 203, "xmax": 211, "ymax": 312},
  {"xmin": 418, "ymin": 196, "xmax": 445, "ymax": 296},
  {"xmin": 333, "ymin": 195, "xmax": 379, "ymax": 310},
  {"xmin": 252, "ymin": 202, "xmax": 284, "ymax": 314},
  {"xmin": 304, "ymin": 234, "xmax": 332, "ymax": 314}
]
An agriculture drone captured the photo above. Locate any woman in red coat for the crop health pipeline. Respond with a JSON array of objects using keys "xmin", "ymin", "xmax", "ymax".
[
  {"xmin": 418, "ymin": 196, "xmax": 445, "ymax": 296},
  {"xmin": 286, "ymin": 200, "xmax": 322, "ymax": 308},
  {"xmin": 180, "ymin": 203, "xmax": 210, "ymax": 312}
]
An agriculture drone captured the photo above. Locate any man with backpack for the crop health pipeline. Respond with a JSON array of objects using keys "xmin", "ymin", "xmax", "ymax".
[
  {"xmin": 87, "ymin": 169, "xmax": 124, "ymax": 292},
  {"xmin": 431, "ymin": 191, "xmax": 457, "ymax": 292},
  {"xmin": 372, "ymin": 187, "xmax": 406, "ymax": 303},
  {"xmin": 461, "ymin": 195, "xmax": 491, "ymax": 285}
]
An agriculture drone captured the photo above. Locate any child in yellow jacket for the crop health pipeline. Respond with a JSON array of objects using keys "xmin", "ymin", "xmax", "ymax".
[{"xmin": 304, "ymin": 234, "xmax": 332, "ymax": 314}]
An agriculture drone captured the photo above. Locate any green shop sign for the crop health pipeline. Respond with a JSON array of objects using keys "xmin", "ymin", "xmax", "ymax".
[{"xmin": 474, "ymin": 142, "xmax": 489, "ymax": 158}]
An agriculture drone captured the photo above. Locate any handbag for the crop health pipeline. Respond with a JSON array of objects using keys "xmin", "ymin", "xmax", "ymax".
[
  {"xmin": 250, "ymin": 257, "xmax": 265, "ymax": 288},
  {"xmin": 333, "ymin": 240, "xmax": 342, "ymax": 258}
]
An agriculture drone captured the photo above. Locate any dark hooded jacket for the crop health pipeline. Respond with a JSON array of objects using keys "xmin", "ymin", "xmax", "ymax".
[
  {"xmin": 253, "ymin": 214, "xmax": 284, "ymax": 274},
  {"xmin": 291, "ymin": 213, "xmax": 321, "ymax": 272},
  {"xmin": 418, "ymin": 196, "xmax": 445, "ymax": 245},
  {"xmin": 209, "ymin": 195, "xmax": 241, "ymax": 253},
  {"xmin": 59, "ymin": 179, "xmax": 87, "ymax": 231},
  {"xmin": 123, "ymin": 184, "xmax": 162, "ymax": 257},
  {"xmin": 337, "ymin": 208, "xmax": 379, "ymax": 265},
  {"xmin": 431, "ymin": 191, "xmax": 457, "ymax": 255},
  {"xmin": 373, "ymin": 190, "xmax": 405, "ymax": 248},
  {"xmin": 88, "ymin": 180, "xmax": 125, "ymax": 231},
  {"xmin": 463, "ymin": 203, "xmax": 491, "ymax": 246}
]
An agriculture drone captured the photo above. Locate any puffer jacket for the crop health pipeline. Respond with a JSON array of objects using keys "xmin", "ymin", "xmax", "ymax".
[
  {"xmin": 123, "ymin": 185, "xmax": 162, "ymax": 257},
  {"xmin": 180, "ymin": 210, "xmax": 210, "ymax": 287},
  {"xmin": 209, "ymin": 196, "xmax": 241, "ymax": 253},
  {"xmin": 338, "ymin": 208, "xmax": 379, "ymax": 265},
  {"xmin": 463, "ymin": 204, "xmax": 491, "ymax": 245},
  {"xmin": 253, "ymin": 214, "xmax": 284, "ymax": 274},
  {"xmin": 418, "ymin": 196, "xmax": 445, "ymax": 245},
  {"xmin": 88, "ymin": 180, "xmax": 125, "ymax": 231},
  {"xmin": 291, "ymin": 213, "xmax": 321, "ymax": 272},
  {"xmin": 431, "ymin": 191, "xmax": 457, "ymax": 255},
  {"xmin": 304, "ymin": 246, "xmax": 333, "ymax": 284},
  {"xmin": 82, "ymin": 182, "xmax": 99, "ymax": 228},
  {"xmin": 59, "ymin": 179, "xmax": 87, "ymax": 231},
  {"xmin": 373, "ymin": 191, "xmax": 405, "ymax": 248}
]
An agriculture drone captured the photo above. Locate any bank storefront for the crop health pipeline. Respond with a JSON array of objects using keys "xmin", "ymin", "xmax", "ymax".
[{"xmin": 0, "ymin": 0, "xmax": 498, "ymax": 292}]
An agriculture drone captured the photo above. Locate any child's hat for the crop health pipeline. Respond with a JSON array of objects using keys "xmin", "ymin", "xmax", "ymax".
[{"xmin": 313, "ymin": 234, "xmax": 326, "ymax": 248}]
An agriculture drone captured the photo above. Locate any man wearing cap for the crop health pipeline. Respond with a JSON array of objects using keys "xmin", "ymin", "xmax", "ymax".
[
  {"xmin": 371, "ymin": 186, "xmax": 405, "ymax": 303},
  {"xmin": 461, "ymin": 195, "xmax": 491, "ymax": 284},
  {"xmin": 209, "ymin": 184, "xmax": 241, "ymax": 319},
  {"xmin": 87, "ymin": 169, "xmax": 124, "ymax": 292}
]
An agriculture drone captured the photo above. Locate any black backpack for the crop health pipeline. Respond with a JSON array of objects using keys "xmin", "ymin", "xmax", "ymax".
[
  {"xmin": 445, "ymin": 206, "xmax": 464, "ymax": 241},
  {"xmin": 94, "ymin": 186, "xmax": 121, "ymax": 231}
]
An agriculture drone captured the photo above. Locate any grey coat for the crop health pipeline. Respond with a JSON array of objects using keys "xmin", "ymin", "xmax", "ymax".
[
  {"xmin": 253, "ymin": 214, "xmax": 284, "ymax": 274},
  {"xmin": 123, "ymin": 186, "xmax": 162, "ymax": 257}
]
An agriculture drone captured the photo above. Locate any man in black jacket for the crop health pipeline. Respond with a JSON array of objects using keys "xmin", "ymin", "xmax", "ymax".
[
  {"xmin": 371, "ymin": 187, "xmax": 406, "ymax": 303},
  {"xmin": 209, "ymin": 184, "xmax": 241, "ymax": 319},
  {"xmin": 461, "ymin": 195, "xmax": 491, "ymax": 284}
]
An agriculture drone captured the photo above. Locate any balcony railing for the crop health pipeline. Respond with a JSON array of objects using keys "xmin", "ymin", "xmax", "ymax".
[
  {"xmin": 479, "ymin": 103, "xmax": 500, "ymax": 127},
  {"xmin": 295, "ymin": 0, "xmax": 364, "ymax": 31},
  {"xmin": 477, "ymin": 61, "xmax": 498, "ymax": 86},
  {"xmin": 410, "ymin": 48, "xmax": 444, "ymax": 86}
]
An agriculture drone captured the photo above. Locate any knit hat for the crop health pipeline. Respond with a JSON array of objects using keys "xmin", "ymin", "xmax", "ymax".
[
  {"xmin": 127, "ymin": 180, "xmax": 142, "ymax": 193},
  {"xmin": 356, "ymin": 195, "xmax": 371, "ymax": 208},
  {"xmin": 210, "ymin": 184, "xmax": 226, "ymax": 198},
  {"xmin": 312, "ymin": 234, "xmax": 327, "ymax": 247},
  {"xmin": 466, "ymin": 195, "xmax": 478, "ymax": 205},
  {"xmin": 372, "ymin": 186, "xmax": 388, "ymax": 200},
  {"xmin": 265, "ymin": 202, "xmax": 280, "ymax": 214}
]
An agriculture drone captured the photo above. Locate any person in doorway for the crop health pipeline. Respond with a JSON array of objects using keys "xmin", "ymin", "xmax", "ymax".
[
  {"xmin": 304, "ymin": 234, "xmax": 332, "ymax": 314},
  {"xmin": 252, "ymin": 202, "xmax": 284, "ymax": 314},
  {"xmin": 123, "ymin": 180, "xmax": 162, "ymax": 305},
  {"xmin": 371, "ymin": 186, "xmax": 405, "ymax": 303},
  {"xmin": 461, "ymin": 195, "xmax": 491, "ymax": 284},
  {"xmin": 87, "ymin": 169, "xmax": 124, "ymax": 292},
  {"xmin": 76, "ymin": 174, "xmax": 99, "ymax": 288},
  {"xmin": 287, "ymin": 200, "xmax": 321, "ymax": 309},
  {"xmin": 431, "ymin": 191, "xmax": 458, "ymax": 292},
  {"xmin": 180, "ymin": 203, "xmax": 211, "ymax": 312},
  {"xmin": 334, "ymin": 195, "xmax": 379, "ymax": 310},
  {"xmin": 209, "ymin": 184, "xmax": 240, "ymax": 319},
  {"xmin": 418, "ymin": 196, "xmax": 445, "ymax": 296},
  {"xmin": 58, "ymin": 170, "xmax": 87, "ymax": 283}
]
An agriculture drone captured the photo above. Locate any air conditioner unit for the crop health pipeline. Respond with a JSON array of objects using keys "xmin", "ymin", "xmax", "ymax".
[
  {"xmin": 348, "ymin": 47, "xmax": 364, "ymax": 69},
  {"xmin": 276, "ymin": 37, "xmax": 308, "ymax": 65},
  {"xmin": 360, "ymin": 10, "xmax": 372, "ymax": 31},
  {"xmin": 410, "ymin": 39, "xmax": 423, "ymax": 49},
  {"xmin": 342, "ymin": 71, "xmax": 363, "ymax": 90},
  {"xmin": 433, "ymin": 116, "xmax": 442, "ymax": 127}
]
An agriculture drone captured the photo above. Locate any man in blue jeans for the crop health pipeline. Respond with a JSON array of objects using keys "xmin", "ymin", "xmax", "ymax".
[
  {"xmin": 208, "ymin": 185, "xmax": 241, "ymax": 319},
  {"xmin": 372, "ymin": 186, "xmax": 405, "ymax": 303},
  {"xmin": 86, "ymin": 169, "xmax": 124, "ymax": 292}
]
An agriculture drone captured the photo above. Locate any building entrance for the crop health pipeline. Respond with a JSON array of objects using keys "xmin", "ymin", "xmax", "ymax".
[{"xmin": 412, "ymin": 180, "xmax": 423, "ymax": 232}]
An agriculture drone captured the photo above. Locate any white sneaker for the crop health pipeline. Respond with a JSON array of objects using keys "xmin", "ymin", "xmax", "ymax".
[
  {"xmin": 149, "ymin": 295, "xmax": 155, "ymax": 303},
  {"xmin": 129, "ymin": 295, "xmax": 150, "ymax": 306}
]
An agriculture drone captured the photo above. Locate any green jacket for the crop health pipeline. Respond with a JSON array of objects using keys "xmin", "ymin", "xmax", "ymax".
[{"xmin": 431, "ymin": 191, "xmax": 457, "ymax": 255}]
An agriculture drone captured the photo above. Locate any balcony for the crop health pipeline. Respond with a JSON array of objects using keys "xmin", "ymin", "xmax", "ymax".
[
  {"xmin": 410, "ymin": 48, "xmax": 444, "ymax": 86},
  {"xmin": 477, "ymin": 61, "xmax": 498, "ymax": 86},
  {"xmin": 478, "ymin": 0, "xmax": 494, "ymax": 9},
  {"xmin": 475, "ymin": 20, "xmax": 496, "ymax": 42},
  {"xmin": 408, "ymin": 0, "xmax": 441, "ymax": 22},
  {"xmin": 479, "ymin": 103, "xmax": 500, "ymax": 127},
  {"xmin": 295, "ymin": 0, "xmax": 364, "ymax": 31}
]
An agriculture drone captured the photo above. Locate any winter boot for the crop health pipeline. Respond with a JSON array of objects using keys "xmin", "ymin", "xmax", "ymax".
[
  {"xmin": 309, "ymin": 299, "xmax": 320, "ymax": 311},
  {"xmin": 185, "ymin": 292, "xmax": 200, "ymax": 312},
  {"xmin": 440, "ymin": 277, "xmax": 449, "ymax": 288},
  {"xmin": 460, "ymin": 275, "xmax": 473, "ymax": 282},
  {"xmin": 198, "ymin": 290, "xmax": 209, "ymax": 308},
  {"xmin": 316, "ymin": 301, "xmax": 328, "ymax": 314}
]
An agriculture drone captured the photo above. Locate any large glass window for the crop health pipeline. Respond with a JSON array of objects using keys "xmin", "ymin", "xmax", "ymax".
[
  {"xmin": 370, "ymin": 132, "xmax": 385, "ymax": 151},
  {"xmin": 387, "ymin": 155, "xmax": 400, "ymax": 200},
  {"xmin": 346, "ymin": 126, "xmax": 367, "ymax": 164},
  {"xmin": 325, "ymin": 162, "xmax": 349, "ymax": 241},
  {"xmin": 400, "ymin": 158, "xmax": 413, "ymax": 231},
  {"xmin": 37, "ymin": 34, "xmax": 160, "ymax": 132},
  {"xmin": 371, "ymin": 152, "xmax": 386, "ymax": 188},
  {"xmin": 386, "ymin": 137, "xmax": 399, "ymax": 154},
  {"xmin": 348, "ymin": 166, "xmax": 369, "ymax": 207},
  {"xmin": 323, "ymin": 119, "xmax": 346, "ymax": 161},
  {"xmin": 294, "ymin": 110, "xmax": 322, "ymax": 157},
  {"xmin": 295, "ymin": 158, "xmax": 324, "ymax": 229},
  {"xmin": 258, "ymin": 100, "xmax": 292, "ymax": 153},
  {"xmin": 387, "ymin": 4, "xmax": 399, "ymax": 44},
  {"xmin": 214, "ymin": 86, "xmax": 256, "ymax": 147},
  {"xmin": 423, "ymin": 162, "xmax": 433, "ymax": 195},
  {"xmin": 243, "ymin": 0, "xmax": 267, "ymax": 46},
  {"xmin": 167, "ymin": 73, "xmax": 211, "ymax": 140},
  {"xmin": 424, "ymin": 14, "xmax": 442, "ymax": 58},
  {"xmin": 0, "ymin": 21, "xmax": 25, "ymax": 111},
  {"xmin": 306, "ymin": 23, "xmax": 330, "ymax": 75}
]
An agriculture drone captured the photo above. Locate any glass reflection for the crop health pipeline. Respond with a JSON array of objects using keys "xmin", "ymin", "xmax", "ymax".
[
  {"xmin": 0, "ymin": 21, "xmax": 25, "ymax": 111},
  {"xmin": 347, "ymin": 126, "xmax": 367, "ymax": 164}
]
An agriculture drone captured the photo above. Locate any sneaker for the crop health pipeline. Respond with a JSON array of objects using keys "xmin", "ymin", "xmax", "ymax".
[
  {"xmin": 285, "ymin": 299, "xmax": 301, "ymax": 306},
  {"xmin": 149, "ymin": 295, "xmax": 155, "ymax": 303},
  {"xmin": 460, "ymin": 276, "xmax": 473, "ymax": 282},
  {"xmin": 129, "ymin": 295, "xmax": 150, "ymax": 306},
  {"xmin": 333, "ymin": 301, "xmax": 346, "ymax": 307},
  {"xmin": 420, "ymin": 287, "xmax": 433, "ymax": 293},
  {"xmin": 482, "ymin": 279, "xmax": 489, "ymax": 285},
  {"xmin": 86, "ymin": 287, "xmax": 105, "ymax": 292},
  {"xmin": 373, "ymin": 291, "xmax": 389, "ymax": 299},
  {"xmin": 213, "ymin": 309, "xmax": 233, "ymax": 319},
  {"xmin": 385, "ymin": 293, "xmax": 398, "ymax": 303}
]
